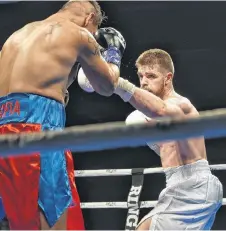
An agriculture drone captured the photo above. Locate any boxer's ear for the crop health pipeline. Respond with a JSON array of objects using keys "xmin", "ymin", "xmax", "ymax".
[
  {"xmin": 165, "ymin": 72, "xmax": 173, "ymax": 85},
  {"xmin": 84, "ymin": 12, "xmax": 95, "ymax": 27}
]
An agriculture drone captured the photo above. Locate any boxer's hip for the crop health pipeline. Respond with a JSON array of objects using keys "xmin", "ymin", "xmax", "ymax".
[
  {"xmin": 0, "ymin": 92, "xmax": 65, "ymax": 127},
  {"xmin": 138, "ymin": 160, "xmax": 223, "ymax": 230},
  {"xmin": 164, "ymin": 159, "xmax": 212, "ymax": 186},
  {"xmin": 0, "ymin": 93, "xmax": 74, "ymax": 228},
  {"xmin": 163, "ymin": 159, "xmax": 222, "ymax": 209}
]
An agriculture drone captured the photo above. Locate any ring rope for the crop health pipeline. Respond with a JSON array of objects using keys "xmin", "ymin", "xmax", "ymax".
[
  {"xmin": 77, "ymin": 165, "xmax": 226, "ymax": 209},
  {"xmin": 75, "ymin": 164, "xmax": 226, "ymax": 177},
  {"xmin": 80, "ymin": 198, "xmax": 226, "ymax": 209},
  {"xmin": 0, "ymin": 108, "xmax": 226, "ymax": 156}
]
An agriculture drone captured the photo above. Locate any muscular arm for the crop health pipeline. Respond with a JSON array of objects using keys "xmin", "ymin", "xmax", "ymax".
[
  {"xmin": 77, "ymin": 29, "xmax": 119, "ymax": 96},
  {"xmin": 128, "ymin": 87, "xmax": 185, "ymax": 118}
]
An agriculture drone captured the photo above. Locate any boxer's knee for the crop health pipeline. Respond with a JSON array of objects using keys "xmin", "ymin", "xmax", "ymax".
[
  {"xmin": 40, "ymin": 208, "xmax": 68, "ymax": 230},
  {"xmin": 51, "ymin": 209, "xmax": 68, "ymax": 230},
  {"xmin": 39, "ymin": 210, "xmax": 49, "ymax": 230}
]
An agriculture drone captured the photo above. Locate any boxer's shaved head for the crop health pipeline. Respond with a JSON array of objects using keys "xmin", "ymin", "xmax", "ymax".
[{"xmin": 60, "ymin": 0, "xmax": 106, "ymax": 26}]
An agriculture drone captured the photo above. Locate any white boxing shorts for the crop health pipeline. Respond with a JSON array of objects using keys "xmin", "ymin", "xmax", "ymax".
[{"xmin": 137, "ymin": 159, "xmax": 223, "ymax": 230}]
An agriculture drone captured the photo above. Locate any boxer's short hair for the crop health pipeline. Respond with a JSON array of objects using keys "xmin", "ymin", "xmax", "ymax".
[
  {"xmin": 89, "ymin": 1, "xmax": 106, "ymax": 26},
  {"xmin": 136, "ymin": 49, "xmax": 175, "ymax": 74},
  {"xmin": 61, "ymin": 1, "xmax": 106, "ymax": 26}
]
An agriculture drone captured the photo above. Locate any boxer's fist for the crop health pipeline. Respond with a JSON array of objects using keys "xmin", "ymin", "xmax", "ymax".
[
  {"xmin": 95, "ymin": 27, "xmax": 126, "ymax": 68},
  {"xmin": 125, "ymin": 110, "xmax": 148, "ymax": 125},
  {"xmin": 125, "ymin": 110, "xmax": 160, "ymax": 156},
  {"xmin": 77, "ymin": 67, "xmax": 95, "ymax": 93}
]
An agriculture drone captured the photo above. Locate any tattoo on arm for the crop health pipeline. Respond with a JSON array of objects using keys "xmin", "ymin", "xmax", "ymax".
[{"xmin": 79, "ymin": 29, "xmax": 100, "ymax": 56}]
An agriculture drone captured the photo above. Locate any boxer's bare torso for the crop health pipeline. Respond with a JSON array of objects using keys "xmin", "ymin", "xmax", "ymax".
[
  {"xmin": 147, "ymin": 93, "xmax": 207, "ymax": 168},
  {"xmin": 136, "ymin": 93, "xmax": 218, "ymax": 231},
  {"xmin": 0, "ymin": 17, "xmax": 70, "ymax": 101},
  {"xmin": 0, "ymin": 11, "xmax": 118, "ymax": 103},
  {"xmin": 0, "ymin": 15, "xmax": 84, "ymax": 103},
  {"xmin": 127, "ymin": 91, "xmax": 207, "ymax": 168},
  {"xmin": 0, "ymin": 2, "xmax": 123, "ymax": 229}
]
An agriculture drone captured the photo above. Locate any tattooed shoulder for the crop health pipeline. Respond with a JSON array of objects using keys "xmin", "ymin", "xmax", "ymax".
[{"xmin": 78, "ymin": 28, "xmax": 100, "ymax": 56}]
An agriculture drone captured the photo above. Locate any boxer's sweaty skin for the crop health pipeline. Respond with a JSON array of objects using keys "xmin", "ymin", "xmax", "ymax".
[
  {"xmin": 129, "ymin": 66, "xmax": 207, "ymax": 168},
  {"xmin": 132, "ymin": 92, "xmax": 208, "ymax": 231},
  {"xmin": 131, "ymin": 61, "xmax": 216, "ymax": 230},
  {"xmin": 149, "ymin": 95, "xmax": 206, "ymax": 168},
  {"xmin": 0, "ymin": 8, "xmax": 119, "ymax": 103},
  {"xmin": 0, "ymin": 3, "xmax": 119, "ymax": 229}
]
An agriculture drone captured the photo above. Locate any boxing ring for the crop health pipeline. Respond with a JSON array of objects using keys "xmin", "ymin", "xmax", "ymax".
[
  {"xmin": 1, "ymin": 108, "xmax": 226, "ymax": 229},
  {"xmin": 76, "ymin": 165, "xmax": 226, "ymax": 208}
]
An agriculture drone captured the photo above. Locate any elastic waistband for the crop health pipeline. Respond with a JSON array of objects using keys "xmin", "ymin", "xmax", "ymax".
[
  {"xmin": 164, "ymin": 159, "xmax": 211, "ymax": 183},
  {"xmin": 0, "ymin": 93, "xmax": 65, "ymax": 128}
]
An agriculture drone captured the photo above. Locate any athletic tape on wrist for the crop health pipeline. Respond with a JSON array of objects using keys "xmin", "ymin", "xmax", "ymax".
[
  {"xmin": 102, "ymin": 46, "xmax": 122, "ymax": 68},
  {"xmin": 115, "ymin": 78, "xmax": 136, "ymax": 102}
]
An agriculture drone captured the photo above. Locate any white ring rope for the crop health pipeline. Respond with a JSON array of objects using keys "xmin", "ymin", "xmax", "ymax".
[
  {"xmin": 77, "ymin": 165, "xmax": 226, "ymax": 209},
  {"xmin": 80, "ymin": 199, "xmax": 226, "ymax": 209},
  {"xmin": 0, "ymin": 108, "xmax": 226, "ymax": 156},
  {"xmin": 75, "ymin": 164, "xmax": 226, "ymax": 177},
  {"xmin": 0, "ymin": 109, "xmax": 225, "ymax": 211}
]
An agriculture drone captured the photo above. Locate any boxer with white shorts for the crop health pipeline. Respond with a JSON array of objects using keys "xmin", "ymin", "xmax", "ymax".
[
  {"xmin": 78, "ymin": 48, "xmax": 223, "ymax": 230},
  {"xmin": 126, "ymin": 110, "xmax": 222, "ymax": 230},
  {"xmin": 0, "ymin": 1, "xmax": 126, "ymax": 229}
]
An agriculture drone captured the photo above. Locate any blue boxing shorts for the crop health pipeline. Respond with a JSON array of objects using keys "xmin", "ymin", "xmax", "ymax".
[{"xmin": 0, "ymin": 93, "xmax": 84, "ymax": 230}]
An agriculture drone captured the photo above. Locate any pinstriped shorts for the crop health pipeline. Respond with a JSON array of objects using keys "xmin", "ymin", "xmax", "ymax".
[{"xmin": 137, "ymin": 160, "xmax": 223, "ymax": 230}]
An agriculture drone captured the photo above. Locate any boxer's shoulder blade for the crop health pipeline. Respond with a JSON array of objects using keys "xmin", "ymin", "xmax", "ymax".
[
  {"xmin": 0, "ymin": 20, "xmax": 81, "ymax": 102},
  {"xmin": 4, "ymin": 19, "xmax": 80, "ymax": 61}
]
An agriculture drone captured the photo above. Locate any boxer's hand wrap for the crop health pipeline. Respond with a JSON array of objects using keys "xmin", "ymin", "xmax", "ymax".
[
  {"xmin": 114, "ymin": 77, "xmax": 136, "ymax": 102},
  {"xmin": 95, "ymin": 27, "xmax": 126, "ymax": 68}
]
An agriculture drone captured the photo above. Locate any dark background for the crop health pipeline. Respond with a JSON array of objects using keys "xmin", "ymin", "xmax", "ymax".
[{"xmin": 0, "ymin": 1, "xmax": 226, "ymax": 230}]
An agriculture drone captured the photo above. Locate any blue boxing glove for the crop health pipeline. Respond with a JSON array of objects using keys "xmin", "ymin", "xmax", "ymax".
[{"xmin": 95, "ymin": 27, "xmax": 126, "ymax": 68}]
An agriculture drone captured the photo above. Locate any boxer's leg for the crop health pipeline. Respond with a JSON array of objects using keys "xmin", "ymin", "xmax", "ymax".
[
  {"xmin": 136, "ymin": 218, "xmax": 152, "ymax": 230},
  {"xmin": 38, "ymin": 151, "xmax": 84, "ymax": 230},
  {"xmin": 38, "ymin": 150, "xmax": 74, "ymax": 230},
  {"xmin": 40, "ymin": 209, "xmax": 68, "ymax": 230}
]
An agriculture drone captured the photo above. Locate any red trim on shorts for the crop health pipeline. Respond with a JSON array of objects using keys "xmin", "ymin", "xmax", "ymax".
[
  {"xmin": 65, "ymin": 150, "xmax": 85, "ymax": 230},
  {"xmin": 0, "ymin": 123, "xmax": 41, "ymax": 230}
]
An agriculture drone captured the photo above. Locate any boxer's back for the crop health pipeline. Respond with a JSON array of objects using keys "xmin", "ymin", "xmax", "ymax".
[{"xmin": 0, "ymin": 17, "xmax": 79, "ymax": 103}]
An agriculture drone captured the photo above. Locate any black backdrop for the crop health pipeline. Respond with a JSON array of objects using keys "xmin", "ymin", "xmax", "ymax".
[{"xmin": 0, "ymin": 1, "xmax": 226, "ymax": 230}]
